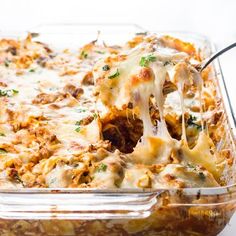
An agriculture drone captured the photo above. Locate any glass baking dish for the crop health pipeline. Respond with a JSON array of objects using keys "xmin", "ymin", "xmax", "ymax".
[{"xmin": 0, "ymin": 24, "xmax": 235, "ymax": 236}]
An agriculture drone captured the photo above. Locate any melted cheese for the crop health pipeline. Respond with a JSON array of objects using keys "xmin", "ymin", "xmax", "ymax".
[
  {"xmin": 94, "ymin": 34, "xmax": 230, "ymax": 188},
  {"xmin": 0, "ymin": 33, "xmax": 231, "ymax": 189}
]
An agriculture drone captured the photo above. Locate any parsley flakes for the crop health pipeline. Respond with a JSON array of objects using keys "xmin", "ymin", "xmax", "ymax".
[
  {"xmin": 163, "ymin": 61, "xmax": 171, "ymax": 66},
  {"xmin": 187, "ymin": 163, "xmax": 205, "ymax": 181},
  {"xmin": 75, "ymin": 120, "xmax": 82, "ymax": 133},
  {"xmin": 96, "ymin": 163, "xmax": 107, "ymax": 172},
  {"xmin": 102, "ymin": 65, "xmax": 110, "ymax": 71},
  {"xmin": 4, "ymin": 59, "xmax": 10, "ymax": 67},
  {"xmin": 0, "ymin": 148, "xmax": 7, "ymax": 154},
  {"xmin": 0, "ymin": 89, "xmax": 19, "ymax": 97},
  {"xmin": 80, "ymin": 51, "xmax": 88, "ymax": 59},
  {"xmin": 75, "ymin": 120, "xmax": 82, "ymax": 126},
  {"xmin": 95, "ymin": 50, "xmax": 105, "ymax": 54},
  {"xmin": 76, "ymin": 108, "xmax": 86, "ymax": 113},
  {"xmin": 75, "ymin": 126, "xmax": 81, "ymax": 132},
  {"xmin": 139, "ymin": 54, "xmax": 156, "ymax": 67},
  {"xmin": 187, "ymin": 163, "xmax": 196, "ymax": 171},
  {"xmin": 108, "ymin": 69, "xmax": 120, "ymax": 79},
  {"xmin": 199, "ymin": 172, "xmax": 206, "ymax": 181},
  {"xmin": 187, "ymin": 115, "xmax": 202, "ymax": 130}
]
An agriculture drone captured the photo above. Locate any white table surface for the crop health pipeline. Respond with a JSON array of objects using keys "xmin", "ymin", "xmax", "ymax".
[{"xmin": 0, "ymin": 0, "xmax": 235, "ymax": 235}]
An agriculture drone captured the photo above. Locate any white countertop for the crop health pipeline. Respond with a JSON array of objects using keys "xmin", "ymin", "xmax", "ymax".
[
  {"xmin": 0, "ymin": 0, "xmax": 235, "ymax": 234},
  {"xmin": 220, "ymin": 214, "xmax": 236, "ymax": 235}
]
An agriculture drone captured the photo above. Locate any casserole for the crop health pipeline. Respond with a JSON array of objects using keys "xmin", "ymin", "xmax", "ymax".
[{"xmin": 0, "ymin": 24, "xmax": 235, "ymax": 235}]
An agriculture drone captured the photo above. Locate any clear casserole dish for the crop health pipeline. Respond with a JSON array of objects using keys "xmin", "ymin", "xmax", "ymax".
[{"xmin": 0, "ymin": 24, "xmax": 235, "ymax": 236}]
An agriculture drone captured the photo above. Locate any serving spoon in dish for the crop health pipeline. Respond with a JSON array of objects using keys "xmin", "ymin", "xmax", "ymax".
[{"xmin": 197, "ymin": 42, "xmax": 236, "ymax": 72}]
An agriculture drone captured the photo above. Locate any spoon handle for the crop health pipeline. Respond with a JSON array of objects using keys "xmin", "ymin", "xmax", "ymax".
[{"xmin": 200, "ymin": 42, "xmax": 236, "ymax": 72}]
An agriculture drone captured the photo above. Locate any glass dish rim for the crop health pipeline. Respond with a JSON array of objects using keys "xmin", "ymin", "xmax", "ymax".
[{"xmin": 0, "ymin": 23, "xmax": 235, "ymax": 198}]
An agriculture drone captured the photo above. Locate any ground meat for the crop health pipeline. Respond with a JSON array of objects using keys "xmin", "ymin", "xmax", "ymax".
[
  {"xmin": 81, "ymin": 71, "xmax": 94, "ymax": 85},
  {"xmin": 6, "ymin": 46, "xmax": 17, "ymax": 56},
  {"xmin": 102, "ymin": 115, "xmax": 143, "ymax": 153},
  {"xmin": 0, "ymin": 82, "xmax": 7, "ymax": 87},
  {"xmin": 36, "ymin": 56, "xmax": 49, "ymax": 67},
  {"xmin": 63, "ymin": 84, "xmax": 84, "ymax": 99},
  {"xmin": 79, "ymin": 116, "xmax": 94, "ymax": 126},
  {"xmin": 31, "ymin": 127, "xmax": 60, "ymax": 145},
  {"xmin": 32, "ymin": 92, "xmax": 65, "ymax": 104},
  {"xmin": 38, "ymin": 146, "xmax": 53, "ymax": 160}
]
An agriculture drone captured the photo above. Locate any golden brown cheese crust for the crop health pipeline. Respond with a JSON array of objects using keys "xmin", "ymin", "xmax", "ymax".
[{"xmin": 0, "ymin": 33, "xmax": 234, "ymax": 189}]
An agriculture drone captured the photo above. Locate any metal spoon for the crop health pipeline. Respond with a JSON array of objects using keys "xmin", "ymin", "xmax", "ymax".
[{"xmin": 198, "ymin": 42, "xmax": 236, "ymax": 72}]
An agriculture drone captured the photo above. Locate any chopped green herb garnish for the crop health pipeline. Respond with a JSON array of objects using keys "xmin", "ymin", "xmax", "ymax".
[
  {"xmin": 139, "ymin": 54, "xmax": 156, "ymax": 67},
  {"xmin": 97, "ymin": 163, "xmax": 107, "ymax": 172},
  {"xmin": 12, "ymin": 89, "xmax": 19, "ymax": 94},
  {"xmin": 187, "ymin": 163, "xmax": 196, "ymax": 170},
  {"xmin": 0, "ymin": 90, "xmax": 7, "ymax": 97},
  {"xmin": 189, "ymin": 115, "xmax": 197, "ymax": 121},
  {"xmin": 76, "ymin": 108, "xmax": 86, "ymax": 113},
  {"xmin": 0, "ymin": 148, "xmax": 7, "ymax": 154},
  {"xmin": 102, "ymin": 65, "xmax": 110, "ymax": 71},
  {"xmin": 14, "ymin": 173, "xmax": 24, "ymax": 184},
  {"xmin": 93, "ymin": 113, "xmax": 98, "ymax": 119},
  {"xmin": 4, "ymin": 59, "xmax": 10, "ymax": 67},
  {"xmin": 0, "ymin": 89, "xmax": 19, "ymax": 97},
  {"xmin": 164, "ymin": 61, "xmax": 170, "ymax": 66},
  {"xmin": 75, "ymin": 120, "xmax": 82, "ymax": 126},
  {"xmin": 81, "ymin": 51, "xmax": 88, "ymax": 59},
  {"xmin": 95, "ymin": 50, "xmax": 105, "ymax": 54},
  {"xmin": 29, "ymin": 68, "xmax": 35, "ymax": 72},
  {"xmin": 163, "ymin": 61, "xmax": 176, "ymax": 66},
  {"xmin": 75, "ymin": 119, "xmax": 82, "ymax": 133},
  {"xmin": 9, "ymin": 170, "xmax": 24, "ymax": 185},
  {"xmin": 199, "ymin": 172, "xmax": 205, "ymax": 181},
  {"xmin": 187, "ymin": 115, "xmax": 201, "ymax": 130},
  {"xmin": 75, "ymin": 126, "xmax": 81, "ymax": 132},
  {"xmin": 0, "ymin": 133, "xmax": 5, "ymax": 137},
  {"xmin": 108, "ymin": 69, "xmax": 120, "ymax": 79}
]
